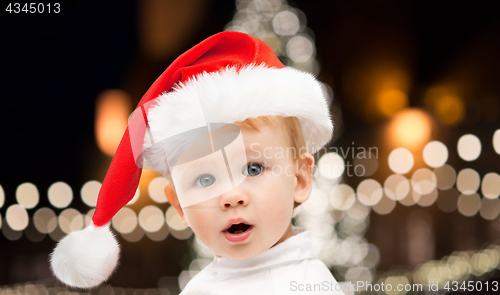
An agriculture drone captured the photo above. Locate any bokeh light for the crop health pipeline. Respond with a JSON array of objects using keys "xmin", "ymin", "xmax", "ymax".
[
  {"xmin": 148, "ymin": 177, "xmax": 170, "ymax": 203},
  {"xmin": 456, "ymin": 168, "xmax": 480, "ymax": 195},
  {"xmin": 0, "ymin": 184, "xmax": 5, "ymax": 208},
  {"xmin": 457, "ymin": 134, "xmax": 481, "ymax": 161},
  {"xmin": 388, "ymin": 109, "xmax": 432, "ymax": 149},
  {"xmin": 493, "ymin": 129, "xmax": 500, "ymax": 155},
  {"xmin": 410, "ymin": 188, "xmax": 422, "ymax": 205},
  {"xmin": 356, "ymin": 179, "xmax": 383, "ymax": 206},
  {"xmin": 372, "ymin": 194, "xmax": 396, "ymax": 215},
  {"xmin": 345, "ymin": 267, "xmax": 372, "ymax": 290},
  {"xmin": 58, "ymin": 209, "xmax": 84, "ymax": 234},
  {"xmin": 286, "ymin": 35, "xmax": 314, "ymax": 62},
  {"xmin": 236, "ymin": 19, "xmax": 263, "ymax": 36},
  {"xmin": 353, "ymin": 152, "xmax": 378, "ymax": 177},
  {"xmin": 302, "ymin": 187, "xmax": 329, "ymax": 215},
  {"xmin": 388, "ymin": 148, "xmax": 414, "ymax": 174},
  {"xmin": 434, "ymin": 95, "xmax": 465, "ymax": 125},
  {"xmin": 2, "ymin": 217, "xmax": 23, "ymax": 241},
  {"xmin": 112, "ymin": 207, "xmax": 138, "ymax": 234},
  {"xmin": 169, "ymin": 227, "xmax": 193, "ymax": 240},
  {"xmin": 470, "ymin": 251, "xmax": 493, "ymax": 276},
  {"xmin": 385, "ymin": 276, "xmax": 409, "ymax": 295},
  {"xmin": 457, "ymin": 193, "xmax": 481, "ymax": 217},
  {"xmin": 16, "ymin": 182, "xmax": 39, "ymax": 209},
  {"xmin": 261, "ymin": 32, "xmax": 281, "ymax": 55},
  {"xmin": 481, "ymin": 173, "xmax": 500, "ymax": 199},
  {"xmin": 423, "ymin": 141, "xmax": 448, "ymax": 168},
  {"xmin": 345, "ymin": 237, "xmax": 369, "ymax": 265},
  {"xmin": 48, "ymin": 181, "xmax": 73, "ymax": 208},
  {"xmin": 33, "ymin": 207, "xmax": 57, "ymax": 234},
  {"xmin": 25, "ymin": 284, "xmax": 47, "ymax": 295},
  {"xmin": 399, "ymin": 190, "xmax": 417, "ymax": 207},
  {"xmin": 376, "ymin": 89, "xmax": 408, "ymax": 117},
  {"xmin": 479, "ymin": 198, "xmax": 500, "ymax": 220},
  {"xmin": 363, "ymin": 244, "xmax": 381, "ymax": 269},
  {"xmin": 48, "ymin": 223, "xmax": 65, "ymax": 242},
  {"xmin": 329, "ymin": 184, "xmax": 356, "ymax": 211},
  {"xmin": 6, "ymin": 204, "xmax": 29, "ymax": 231},
  {"xmin": 437, "ymin": 188, "xmax": 459, "ymax": 212},
  {"xmin": 434, "ymin": 164, "xmax": 456, "ymax": 190},
  {"xmin": 85, "ymin": 208, "xmax": 95, "ymax": 226},
  {"xmin": 346, "ymin": 200, "xmax": 370, "ymax": 220},
  {"xmin": 25, "ymin": 218, "xmax": 45, "ymax": 242},
  {"xmin": 81, "ymin": 180, "xmax": 101, "ymax": 207},
  {"xmin": 291, "ymin": 58, "xmax": 320, "ymax": 76},
  {"xmin": 318, "ymin": 152, "xmax": 345, "ymax": 179},
  {"xmin": 166, "ymin": 206, "xmax": 188, "ymax": 231},
  {"xmin": 384, "ymin": 174, "xmax": 410, "ymax": 201},
  {"xmin": 412, "ymin": 251, "xmax": 475, "ymax": 286},
  {"xmin": 138, "ymin": 205, "xmax": 164, "ymax": 233},
  {"xmin": 146, "ymin": 223, "xmax": 169, "ymax": 242},
  {"xmin": 121, "ymin": 225, "xmax": 145, "ymax": 243},
  {"xmin": 272, "ymin": 10, "xmax": 299, "ymax": 36},
  {"xmin": 417, "ymin": 188, "xmax": 438, "ymax": 207},
  {"xmin": 95, "ymin": 89, "xmax": 131, "ymax": 156},
  {"xmin": 97, "ymin": 285, "xmax": 114, "ymax": 295},
  {"xmin": 411, "ymin": 168, "xmax": 437, "ymax": 195}
]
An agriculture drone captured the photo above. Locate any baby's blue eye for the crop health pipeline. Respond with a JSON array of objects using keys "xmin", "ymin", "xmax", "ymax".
[
  {"xmin": 244, "ymin": 163, "xmax": 263, "ymax": 177},
  {"xmin": 196, "ymin": 174, "xmax": 216, "ymax": 187}
]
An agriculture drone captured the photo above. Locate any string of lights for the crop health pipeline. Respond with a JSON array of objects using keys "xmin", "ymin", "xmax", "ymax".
[{"xmin": 0, "ymin": 178, "xmax": 192, "ymax": 243}]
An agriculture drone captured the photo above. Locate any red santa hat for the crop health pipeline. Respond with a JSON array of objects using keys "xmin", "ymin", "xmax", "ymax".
[{"xmin": 50, "ymin": 31, "xmax": 333, "ymax": 288}]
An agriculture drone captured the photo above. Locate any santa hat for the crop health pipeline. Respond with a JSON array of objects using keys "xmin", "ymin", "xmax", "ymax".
[{"xmin": 50, "ymin": 31, "xmax": 333, "ymax": 288}]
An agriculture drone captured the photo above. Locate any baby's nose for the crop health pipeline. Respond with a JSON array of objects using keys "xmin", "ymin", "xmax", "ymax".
[{"xmin": 220, "ymin": 191, "xmax": 249, "ymax": 209}]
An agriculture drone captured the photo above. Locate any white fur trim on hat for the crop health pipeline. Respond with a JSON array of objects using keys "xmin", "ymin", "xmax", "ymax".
[
  {"xmin": 143, "ymin": 64, "xmax": 333, "ymax": 174},
  {"xmin": 50, "ymin": 223, "xmax": 120, "ymax": 289}
]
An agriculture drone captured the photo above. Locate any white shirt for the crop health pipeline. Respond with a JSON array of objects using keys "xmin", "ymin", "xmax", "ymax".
[{"xmin": 181, "ymin": 229, "xmax": 346, "ymax": 295}]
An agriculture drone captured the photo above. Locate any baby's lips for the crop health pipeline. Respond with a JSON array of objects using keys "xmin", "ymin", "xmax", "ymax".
[{"xmin": 222, "ymin": 217, "xmax": 252, "ymax": 231}]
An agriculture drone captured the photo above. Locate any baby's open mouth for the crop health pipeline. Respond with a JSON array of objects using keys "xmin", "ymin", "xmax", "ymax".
[
  {"xmin": 226, "ymin": 223, "xmax": 251, "ymax": 234},
  {"xmin": 223, "ymin": 221, "xmax": 253, "ymax": 242}
]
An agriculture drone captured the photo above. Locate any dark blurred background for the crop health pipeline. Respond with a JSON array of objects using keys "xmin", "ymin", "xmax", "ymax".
[{"xmin": 1, "ymin": 0, "xmax": 500, "ymax": 294}]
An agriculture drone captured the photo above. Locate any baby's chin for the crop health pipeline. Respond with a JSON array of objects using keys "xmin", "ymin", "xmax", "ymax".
[{"xmin": 215, "ymin": 243, "xmax": 272, "ymax": 260}]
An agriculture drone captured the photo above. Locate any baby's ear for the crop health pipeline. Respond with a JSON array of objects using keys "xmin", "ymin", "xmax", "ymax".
[
  {"xmin": 164, "ymin": 183, "xmax": 188, "ymax": 226},
  {"xmin": 293, "ymin": 153, "xmax": 315, "ymax": 204}
]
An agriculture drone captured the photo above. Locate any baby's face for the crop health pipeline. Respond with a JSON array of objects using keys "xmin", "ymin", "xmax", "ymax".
[{"xmin": 170, "ymin": 124, "xmax": 303, "ymax": 260}]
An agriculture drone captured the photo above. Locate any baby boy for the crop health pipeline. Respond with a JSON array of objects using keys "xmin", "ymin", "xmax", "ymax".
[{"xmin": 50, "ymin": 31, "xmax": 344, "ymax": 295}]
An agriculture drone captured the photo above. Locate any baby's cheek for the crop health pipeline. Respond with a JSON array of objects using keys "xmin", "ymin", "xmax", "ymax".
[
  {"xmin": 273, "ymin": 174, "xmax": 297, "ymax": 197},
  {"xmin": 184, "ymin": 201, "xmax": 220, "ymax": 233},
  {"xmin": 184, "ymin": 212, "xmax": 215, "ymax": 246},
  {"xmin": 185, "ymin": 208, "xmax": 211, "ymax": 230}
]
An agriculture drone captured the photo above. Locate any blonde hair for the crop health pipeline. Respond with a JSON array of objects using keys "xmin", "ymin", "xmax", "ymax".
[{"xmin": 233, "ymin": 116, "xmax": 305, "ymax": 161}]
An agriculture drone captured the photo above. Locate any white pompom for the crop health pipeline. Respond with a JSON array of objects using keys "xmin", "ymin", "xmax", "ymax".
[{"xmin": 50, "ymin": 223, "xmax": 120, "ymax": 288}]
